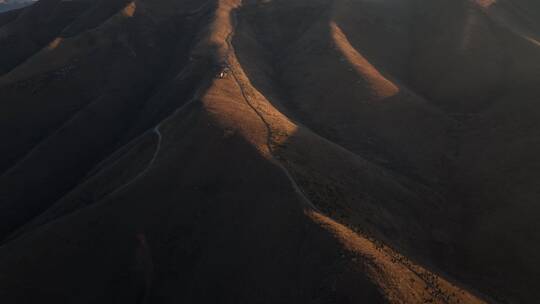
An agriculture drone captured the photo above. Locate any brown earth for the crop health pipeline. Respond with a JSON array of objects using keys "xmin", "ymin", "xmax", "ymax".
[{"xmin": 0, "ymin": 0, "xmax": 539, "ymax": 303}]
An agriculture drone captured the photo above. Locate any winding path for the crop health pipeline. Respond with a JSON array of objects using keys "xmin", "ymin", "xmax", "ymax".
[
  {"xmin": 224, "ymin": 9, "xmax": 319, "ymax": 212},
  {"xmin": 221, "ymin": 7, "xmax": 478, "ymax": 303},
  {"xmin": 103, "ymin": 85, "xmax": 203, "ymax": 198}
]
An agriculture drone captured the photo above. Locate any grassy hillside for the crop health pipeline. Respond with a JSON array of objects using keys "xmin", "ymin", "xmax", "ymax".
[{"xmin": 0, "ymin": 0, "xmax": 539, "ymax": 302}]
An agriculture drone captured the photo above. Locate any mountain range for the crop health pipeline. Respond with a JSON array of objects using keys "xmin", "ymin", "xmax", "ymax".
[{"xmin": 1, "ymin": 0, "xmax": 539, "ymax": 303}]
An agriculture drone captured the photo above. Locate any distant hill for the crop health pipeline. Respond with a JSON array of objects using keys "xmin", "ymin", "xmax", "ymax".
[{"xmin": 0, "ymin": 0, "xmax": 33, "ymax": 13}]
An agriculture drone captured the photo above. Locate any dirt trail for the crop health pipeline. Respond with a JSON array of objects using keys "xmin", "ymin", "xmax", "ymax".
[
  {"xmin": 224, "ymin": 8, "xmax": 320, "ymax": 212},
  {"xmin": 98, "ymin": 85, "xmax": 204, "ymax": 199},
  {"xmin": 224, "ymin": 3, "xmax": 487, "ymax": 303}
]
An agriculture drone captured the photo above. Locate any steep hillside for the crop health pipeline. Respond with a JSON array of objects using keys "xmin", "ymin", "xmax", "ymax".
[{"xmin": 0, "ymin": 0, "xmax": 539, "ymax": 303}]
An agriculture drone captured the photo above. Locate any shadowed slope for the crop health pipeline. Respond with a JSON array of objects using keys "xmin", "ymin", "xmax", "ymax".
[{"xmin": 0, "ymin": 0, "xmax": 539, "ymax": 303}]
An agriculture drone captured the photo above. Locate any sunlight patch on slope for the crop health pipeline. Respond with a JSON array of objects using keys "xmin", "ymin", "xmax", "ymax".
[
  {"xmin": 330, "ymin": 22, "xmax": 398, "ymax": 99},
  {"xmin": 198, "ymin": 0, "xmax": 298, "ymax": 156},
  {"xmin": 46, "ymin": 37, "xmax": 63, "ymax": 51},
  {"xmin": 121, "ymin": 1, "xmax": 137, "ymax": 17},
  {"xmin": 193, "ymin": 0, "xmax": 241, "ymax": 60},
  {"xmin": 523, "ymin": 34, "xmax": 540, "ymax": 47},
  {"xmin": 309, "ymin": 211, "xmax": 487, "ymax": 304},
  {"xmin": 476, "ymin": 0, "xmax": 496, "ymax": 8}
]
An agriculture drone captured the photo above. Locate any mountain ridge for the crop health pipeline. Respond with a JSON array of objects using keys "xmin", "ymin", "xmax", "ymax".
[{"xmin": 0, "ymin": 0, "xmax": 539, "ymax": 303}]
